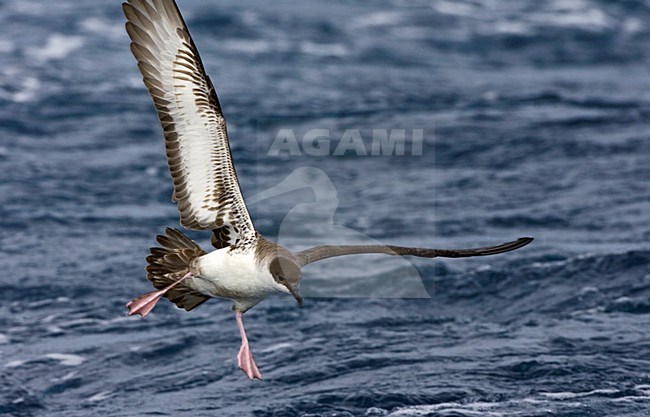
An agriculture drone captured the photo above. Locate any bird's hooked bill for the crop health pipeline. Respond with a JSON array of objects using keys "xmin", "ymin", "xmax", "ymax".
[{"xmin": 287, "ymin": 284, "xmax": 303, "ymax": 307}]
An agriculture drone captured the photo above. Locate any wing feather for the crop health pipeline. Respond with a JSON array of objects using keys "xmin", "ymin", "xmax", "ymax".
[
  {"xmin": 123, "ymin": 0, "xmax": 256, "ymax": 249},
  {"xmin": 296, "ymin": 237, "xmax": 534, "ymax": 266}
]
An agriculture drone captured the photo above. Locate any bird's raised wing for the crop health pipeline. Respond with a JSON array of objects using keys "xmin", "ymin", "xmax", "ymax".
[
  {"xmin": 295, "ymin": 237, "xmax": 533, "ymax": 266},
  {"xmin": 123, "ymin": 0, "xmax": 256, "ymax": 249}
]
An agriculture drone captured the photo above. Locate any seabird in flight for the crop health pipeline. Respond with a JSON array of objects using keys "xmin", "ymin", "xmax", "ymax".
[{"xmin": 122, "ymin": 0, "xmax": 533, "ymax": 380}]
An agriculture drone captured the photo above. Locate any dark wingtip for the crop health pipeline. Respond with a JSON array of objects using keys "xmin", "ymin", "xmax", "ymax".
[{"xmin": 506, "ymin": 237, "xmax": 533, "ymax": 253}]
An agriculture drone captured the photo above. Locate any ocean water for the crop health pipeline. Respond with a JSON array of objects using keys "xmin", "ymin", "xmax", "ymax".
[{"xmin": 1, "ymin": 0, "xmax": 650, "ymax": 415}]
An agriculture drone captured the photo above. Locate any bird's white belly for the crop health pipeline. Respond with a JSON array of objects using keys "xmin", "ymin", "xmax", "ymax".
[{"xmin": 190, "ymin": 249, "xmax": 276, "ymax": 303}]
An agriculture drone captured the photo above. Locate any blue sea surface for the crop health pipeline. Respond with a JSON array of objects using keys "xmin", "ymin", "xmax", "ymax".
[{"xmin": 1, "ymin": 0, "xmax": 650, "ymax": 416}]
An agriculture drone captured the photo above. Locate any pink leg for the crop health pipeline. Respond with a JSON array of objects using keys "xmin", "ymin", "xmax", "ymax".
[
  {"xmin": 126, "ymin": 272, "xmax": 193, "ymax": 318},
  {"xmin": 236, "ymin": 312, "xmax": 263, "ymax": 380}
]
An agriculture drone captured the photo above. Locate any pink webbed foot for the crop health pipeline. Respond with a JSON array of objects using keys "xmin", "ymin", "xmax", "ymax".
[
  {"xmin": 235, "ymin": 311, "xmax": 263, "ymax": 380},
  {"xmin": 238, "ymin": 341, "xmax": 263, "ymax": 380},
  {"xmin": 126, "ymin": 272, "xmax": 193, "ymax": 318},
  {"xmin": 126, "ymin": 290, "xmax": 166, "ymax": 318}
]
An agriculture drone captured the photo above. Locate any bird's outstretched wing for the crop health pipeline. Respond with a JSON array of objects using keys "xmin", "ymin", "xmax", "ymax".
[
  {"xmin": 123, "ymin": 0, "xmax": 256, "ymax": 250},
  {"xmin": 295, "ymin": 237, "xmax": 533, "ymax": 266}
]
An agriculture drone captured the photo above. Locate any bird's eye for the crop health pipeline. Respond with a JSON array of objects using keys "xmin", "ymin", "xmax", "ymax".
[{"xmin": 277, "ymin": 276, "xmax": 285, "ymax": 282}]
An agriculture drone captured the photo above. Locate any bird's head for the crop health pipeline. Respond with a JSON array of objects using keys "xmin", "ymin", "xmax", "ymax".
[{"xmin": 269, "ymin": 256, "xmax": 303, "ymax": 307}]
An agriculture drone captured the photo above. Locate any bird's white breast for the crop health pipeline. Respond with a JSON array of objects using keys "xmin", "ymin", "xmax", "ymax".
[{"xmin": 190, "ymin": 249, "xmax": 279, "ymax": 306}]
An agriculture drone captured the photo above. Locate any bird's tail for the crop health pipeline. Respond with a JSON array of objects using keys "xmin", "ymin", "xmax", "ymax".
[{"xmin": 145, "ymin": 227, "xmax": 209, "ymax": 311}]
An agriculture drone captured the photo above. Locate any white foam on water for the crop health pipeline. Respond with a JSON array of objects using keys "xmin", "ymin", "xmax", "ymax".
[
  {"xmin": 261, "ymin": 342, "xmax": 293, "ymax": 353},
  {"xmin": 431, "ymin": 0, "xmax": 476, "ymax": 17},
  {"xmin": 28, "ymin": 34, "xmax": 84, "ymax": 62},
  {"xmin": 87, "ymin": 391, "xmax": 113, "ymax": 402},
  {"xmin": 579, "ymin": 286, "xmax": 600, "ymax": 295},
  {"xmin": 51, "ymin": 371, "xmax": 77, "ymax": 382},
  {"xmin": 353, "ymin": 11, "xmax": 403, "ymax": 28},
  {"xmin": 80, "ymin": 17, "xmax": 125, "ymax": 40},
  {"xmin": 10, "ymin": 76, "xmax": 41, "ymax": 103},
  {"xmin": 541, "ymin": 388, "xmax": 619, "ymax": 400},
  {"xmin": 107, "ymin": 316, "xmax": 132, "ymax": 324},
  {"xmin": 494, "ymin": 21, "xmax": 533, "ymax": 35},
  {"xmin": 0, "ymin": 333, "xmax": 9, "ymax": 344},
  {"xmin": 145, "ymin": 166, "xmax": 159, "ymax": 176},
  {"xmin": 299, "ymin": 41, "xmax": 349, "ymax": 57},
  {"xmin": 5, "ymin": 359, "xmax": 27, "ymax": 368},
  {"xmin": 521, "ymin": 398, "xmax": 548, "ymax": 404},
  {"xmin": 44, "ymin": 353, "xmax": 86, "ymax": 366},
  {"xmin": 530, "ymin": 9, "xmax": 611, "ymax": 30},
  {"xmin": 610, "ymin": 385, "xmax": 650, "ymax": 401},
  {"xmin": 43, "ymin": 314, "xmax": 59, "ymax": 323},
  {"xmin": 47, "ymin": 326, "xmax": 65, "ymax": 334},
  {"xmin": 612, "ymin": 396, "xmax": 650, "ymax": 402},
  {"xmin": 388, "ymin": 401, "xmax": 505, "ymax": 416}
]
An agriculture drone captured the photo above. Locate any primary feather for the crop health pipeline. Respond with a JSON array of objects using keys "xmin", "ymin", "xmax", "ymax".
[{"xmin": 123, "ymin": 0, "xmax": 256, "ymax": 250}]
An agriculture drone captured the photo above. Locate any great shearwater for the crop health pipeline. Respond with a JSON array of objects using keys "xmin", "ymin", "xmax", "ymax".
[{"xmin": 122, "ymin": 0, "xmax": 533, "ymax": 380}]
